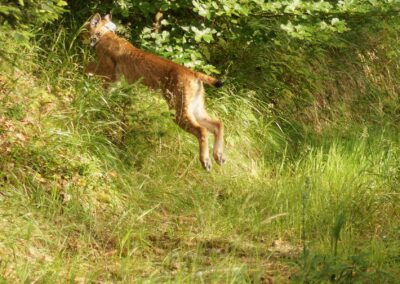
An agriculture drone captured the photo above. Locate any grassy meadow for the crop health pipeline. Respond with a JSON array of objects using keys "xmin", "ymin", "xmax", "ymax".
[{"xmin": 1, "ymin": 15, "xmax": 400, "ymax": 284}]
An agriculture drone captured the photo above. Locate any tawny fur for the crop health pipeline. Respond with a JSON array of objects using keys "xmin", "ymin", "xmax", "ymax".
[{"xmin": 83, "ymin": 13, "xmax": 225, "ymax": 171}]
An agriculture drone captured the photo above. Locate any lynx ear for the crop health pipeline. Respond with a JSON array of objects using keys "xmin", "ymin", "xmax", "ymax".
[
  {"xmin": 90, "ymin": 13, "xmax": 101, "ymax": 28},
  {"xmin": 105, "ymin": 12, "xmax": 112, "ymax": 22}
]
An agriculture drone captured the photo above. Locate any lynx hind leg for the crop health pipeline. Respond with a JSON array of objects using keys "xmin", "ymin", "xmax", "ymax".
[
  {"xmin": 198, "ymin": 115, "xmax": 225, "ymax": 165},
  {"xmin": 190, "ymin": 81, "xmax": 225, "ymax": 166},
  {"xmin": 176, "ymin": 113, "xmax": 211, "ymax": 171}
]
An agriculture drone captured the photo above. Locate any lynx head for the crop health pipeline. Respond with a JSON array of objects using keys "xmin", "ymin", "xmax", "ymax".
[{"xmin": 82, "ymin": 13, "xmax": 116, "ymax": 46}]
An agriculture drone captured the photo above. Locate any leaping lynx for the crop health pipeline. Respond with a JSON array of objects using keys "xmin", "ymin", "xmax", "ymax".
[{"xmin": 83, "ymin": 13, "xmax": 225, "ymax": 171}]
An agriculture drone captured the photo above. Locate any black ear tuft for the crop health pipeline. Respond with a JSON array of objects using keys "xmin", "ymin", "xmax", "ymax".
[{"xmin": 105, "ymin": 11, "xmax": 112, "ymax": 21}]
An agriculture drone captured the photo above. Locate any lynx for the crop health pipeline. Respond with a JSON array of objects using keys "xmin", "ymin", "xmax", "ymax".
[{"xmin": 83, "ymin": 13, "xmax": 225, "ymax": 171}]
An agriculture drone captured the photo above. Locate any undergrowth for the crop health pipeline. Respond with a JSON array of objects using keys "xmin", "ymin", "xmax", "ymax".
[{"xmin": 0, "ymin": 23, "xmax": 399, "ymax": 283}]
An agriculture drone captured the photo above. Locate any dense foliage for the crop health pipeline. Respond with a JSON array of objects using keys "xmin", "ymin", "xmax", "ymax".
[
  {"xmin": 67, "ymin": 0, "xmax": 400, "ymax": 72},
  {"xmin": 3, "ymin": 0, "xmax": 400, "ymax": 70}
]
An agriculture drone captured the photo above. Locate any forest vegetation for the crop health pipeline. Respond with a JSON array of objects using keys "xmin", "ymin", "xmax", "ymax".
[{"xmin": 0, "ymin": 0, "xmax": 399, "ymax": 282}]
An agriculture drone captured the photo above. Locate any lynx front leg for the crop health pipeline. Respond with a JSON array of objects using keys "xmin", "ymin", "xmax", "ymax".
[
  {"xmin": 85, "ymin": 56, "xmax": 116, "ymax": 82},
  {"xmin": 85, "ymin": 61, "xmax": 98, "ymax": 76}
]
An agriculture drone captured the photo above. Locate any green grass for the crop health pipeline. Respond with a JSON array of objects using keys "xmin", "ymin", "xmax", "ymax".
[{"xmin": 0, "ymin": 27, "xmax": 399, "ymax": 283}]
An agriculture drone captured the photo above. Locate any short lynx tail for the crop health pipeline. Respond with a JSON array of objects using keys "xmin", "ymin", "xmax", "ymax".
[{"xmin": 196, "ymin": 72, "xmax": 223, "ymax": 88}]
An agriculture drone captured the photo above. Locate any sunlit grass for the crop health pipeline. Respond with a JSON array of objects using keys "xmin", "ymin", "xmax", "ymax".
[{"xmin": 0, "ymin": 26, "xmax": 399, "ymax": 283}]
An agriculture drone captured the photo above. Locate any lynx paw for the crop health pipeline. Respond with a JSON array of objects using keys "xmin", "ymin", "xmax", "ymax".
[
  {"xmin": 214, "ymin": 152, "xmax": 226, "ymax": 166},
  {"xmin": 202, "ymin": 158, "xmax": 212, "ymax": 172}
]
